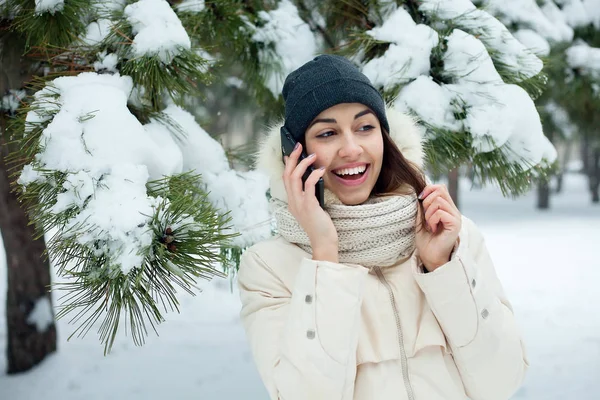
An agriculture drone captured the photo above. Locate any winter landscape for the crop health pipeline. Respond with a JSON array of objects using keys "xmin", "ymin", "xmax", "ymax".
[{"xmin": 1, "ymin": 0, "xmax": 600, "ymax": 399}]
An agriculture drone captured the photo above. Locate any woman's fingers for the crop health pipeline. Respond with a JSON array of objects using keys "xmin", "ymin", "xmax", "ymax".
[
  {"xmin": 283, "ymin": 142, "xmax": 302, "ymax": 179},
  {"xmin": 290, "ymin": 153, "xmax": 317, "ymax": 194},
  {"xmin": 420, "ymin": 184, "xmax": 457, "ymax": 210},
  {"xmin": 303, "ymin": 166, "xmax": 326, "ymax": 199},
  {"xmin": 421, "ymin": 185, "xmax": 460, "ymax": 219},
  {"xmin": 282, "ymin": 142, "xmax": 322, "ymax": 210},
  {"xmin": 424, "ymin": 196, "xmax": 454, "ymax": 222},
  {"xmin": 428, "ymin": 209, "xmax": 456, "ymax": 233}
]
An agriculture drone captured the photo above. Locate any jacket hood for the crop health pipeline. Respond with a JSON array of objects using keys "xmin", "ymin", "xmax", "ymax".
[{"xmin": 255, "ymin": 107, "xmax": 425, "ymax": 203}]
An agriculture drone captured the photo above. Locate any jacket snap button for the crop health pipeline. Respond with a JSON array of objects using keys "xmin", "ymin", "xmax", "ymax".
[
  {"xmin": 305, "ymin": 295, "xmax": 313, "ymax": 304},
  {"xmin": 481, "ymin": 309, "xmax": 489, "ymax": 319},
  {"xmin": 306, "ymin": 330, "xmax": 315, "ymax": 339},
  {"xmin": 471, "ymin": 279, "xmax": 476, "ymax": 288}
]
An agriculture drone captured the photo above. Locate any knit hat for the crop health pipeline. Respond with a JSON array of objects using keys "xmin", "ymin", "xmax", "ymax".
[{"xmin": 282, "ymin": 54, "xmax": 390, "ymax": 141}]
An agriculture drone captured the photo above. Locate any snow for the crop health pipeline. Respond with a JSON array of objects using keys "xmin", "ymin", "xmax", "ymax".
[
  {"xmin": 81, "ymin": 19, "xmax": 112, "ymax": 46},
  {"xmin": 251, "ymin": 0, "xmax": 317, "ymax": 97},
  {"xmin": 450, "ymin": 83, "xmax": 557, "ymax": 165},
  {"xmin": 566, "ymin": 42, "xmax": 600, "ymax": 79},
  {"xmin": 559, "ymin": 0, "xmax": 600, "ymax": 29},
  {"xmin": 34, "ymin": 0, "xmax": 64, "ymax": 15},
  {"xmin": 175, "ymin": 0, "xmax": 205, "ymax": 13},
  {"xmin": 540, "ymin": 1, "xmax": 575, "ymax": 42},
  {"xmin": 362, "ymin": 7, "xmax": 439, "ymax": 90},
  {"xmin": 484, "ymin": 0, "xmax": 573, "ymax": 43},
  {"xmin": 25, "ymin": 297, "xmax": 54, "ymax": 333},
  {"xmin": 1, "ymin": 172, "xmax": 599, "ymax": 399},
  {"xmin": 93, "ymin": 51, "xmax": 119, "ymax": 72},
  {"xmin": 124, "ymin": 0, "xmax": 191, "ymax": 63},
  {"xmin": 420, "ymin": 0, "xmax": 544, "ymax": 80},
  {"xmin": 513, "ymin": 29, "xmax": 551, "ymax": 57},
  {"xmin": 18, "ymin": 72, "xmax": 178, "ymax": 275},
  {"xmin": 1, "ymin": 89, "xmax": 25, "ymax": 113},
  {"xmin": 18, "ymin": 72, "xmax": 271, "ymax": 276},
  {"xmin": 395, "ymin": 76, "xmax": 460, "ymax": 132},
  {"xmin": 443, "ymin": 29, "xmax": 502, "ymax": 84},
  {"xmin": 161, "ymin": 105, "xmax": 272, "ymax": 248}
]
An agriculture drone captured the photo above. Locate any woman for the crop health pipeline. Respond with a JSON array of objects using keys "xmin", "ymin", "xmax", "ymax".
[{"xmin": 238, "ymin": 55, "xmax": 528, "ymax": 400}]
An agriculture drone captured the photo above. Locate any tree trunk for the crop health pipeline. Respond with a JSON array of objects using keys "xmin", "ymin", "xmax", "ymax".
[
  {"xmin": 1, "ymin": 27, "xmax": 56, "ymax": 374},
  {"xmin": 447, "ymin": 167, "xmax": 459, "ymax": 210},
  {"xmin": 537, "ymin": 178, "xmax": 550, "ymax": 209},
  {"xmin": 537, "ymin": 130, "xmax": 553, "ymax": 208},
  {"xmin": 0, "ymin": 136, "xmax": 57, "ymax": 374},
  {"xmin": 592, "ymin": 147, "xmax": 600, "ymax": 204}
]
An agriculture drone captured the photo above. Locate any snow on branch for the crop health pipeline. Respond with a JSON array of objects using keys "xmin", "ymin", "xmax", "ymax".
[
  {"xmin": 420, "ymin": 0, "xmax": 544, "ymax": 81},
  {"xmin": 124, "ymin": 0, "xmax": 191, "ymax": 63},
  {"xmin": 566, "ymin": 41, "xmax": 600, "ymax": 79},
  {"xmin": 34, "ymin": 0, "xmax": 64, "ymax": 15},
  {"xmin": 362, "ymin": 7, "xmax": 439, "ymax": 91},
  {"xmin": 251, "ymin": 0, "xmax": 318, "ymax": 96}
]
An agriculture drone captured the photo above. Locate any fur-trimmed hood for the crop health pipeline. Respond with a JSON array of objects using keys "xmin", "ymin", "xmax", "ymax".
[{"xmin": 255, "ymin": 107, "xmax": 425, "ymax": 203}]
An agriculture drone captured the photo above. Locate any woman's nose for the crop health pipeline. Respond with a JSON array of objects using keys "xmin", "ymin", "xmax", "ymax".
[{"xmin": 338, "ymin": 134, "xmax": 363, "ymax": 159}]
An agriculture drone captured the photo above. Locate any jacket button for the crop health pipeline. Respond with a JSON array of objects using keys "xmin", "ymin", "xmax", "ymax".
[
  {"xmin": 481, "ymin": 309, "xmax": 489, "ymax": 319},
  {"xmin": 306, "ymin": 330, "xmax": 315, "ymax": 339},
  {"xmin": 305, "ymin": 295, "xmax": 313, "ymax": 304},
  {"xmin": 471, "ymin": 279, "xmax": 476, "ymax": 288}
]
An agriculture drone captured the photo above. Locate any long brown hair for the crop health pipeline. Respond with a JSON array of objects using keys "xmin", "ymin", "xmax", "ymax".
[{"xmin": 373, "ymin": 129, "xmax": 427, "ymax": 227}]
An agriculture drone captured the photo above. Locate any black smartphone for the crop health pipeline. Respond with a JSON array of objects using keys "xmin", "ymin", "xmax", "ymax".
[{"xmin": 280, "ymin": 126, "xmax": 325, "ymax": 208}]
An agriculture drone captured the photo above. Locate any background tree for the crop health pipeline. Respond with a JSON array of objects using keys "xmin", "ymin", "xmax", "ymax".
[
  {"xmin": 1, "ymin": 0, "xmax": 557, "ymax": 367},
  {"xmin": 0, "ymin": 11, "xmax": 58, "ymax": 373}
]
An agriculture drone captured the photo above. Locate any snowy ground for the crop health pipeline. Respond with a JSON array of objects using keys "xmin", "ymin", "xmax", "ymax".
[{"xmin": 1, "ymin": 173, "xmax": 599, "ymax": 400}]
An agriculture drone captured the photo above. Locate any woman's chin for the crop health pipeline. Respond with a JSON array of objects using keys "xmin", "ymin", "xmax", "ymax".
[{"xmin": 333, "ymin": 189, "xmax": 371, "ymax": 206}]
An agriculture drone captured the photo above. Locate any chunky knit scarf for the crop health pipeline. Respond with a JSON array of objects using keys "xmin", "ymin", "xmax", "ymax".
[{"xmin": 272, "ymin": 194, "xmax": 418, "ymax": 267}]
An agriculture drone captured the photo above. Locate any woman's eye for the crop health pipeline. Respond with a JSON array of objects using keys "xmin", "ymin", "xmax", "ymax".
[
  {"xmin": 359, "ymin": 125, "xmax": 375, "ymax": 132},
  {"xmin": 317, "ymin": 131, "xmax": 335, "ymax": 138}
]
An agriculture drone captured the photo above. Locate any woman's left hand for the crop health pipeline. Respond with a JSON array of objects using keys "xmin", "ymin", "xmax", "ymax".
[{"xmin": 415, "ymin": 184, "xmax": 462, "ymax": 272}]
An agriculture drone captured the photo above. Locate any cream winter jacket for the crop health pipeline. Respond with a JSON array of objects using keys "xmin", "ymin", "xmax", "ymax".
[{"xmin": 237, "ymin": 109, "xmax": 528, "ymax": 400}]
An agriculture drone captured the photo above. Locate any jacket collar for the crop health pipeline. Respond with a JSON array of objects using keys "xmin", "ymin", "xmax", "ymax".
[{"xmin": 255, "ymin": 107, "xmax": 425, "ymax": 203}]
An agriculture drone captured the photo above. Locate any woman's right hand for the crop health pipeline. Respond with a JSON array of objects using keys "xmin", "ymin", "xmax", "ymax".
[{"xmin": 283, "ymin": 143, "xmax": 339, "ymax": 262}]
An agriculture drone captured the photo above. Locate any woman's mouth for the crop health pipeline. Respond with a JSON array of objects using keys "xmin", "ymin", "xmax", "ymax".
[{"xmin": 332, "ymin": 164, "xmax": 370, "ymax": 186}]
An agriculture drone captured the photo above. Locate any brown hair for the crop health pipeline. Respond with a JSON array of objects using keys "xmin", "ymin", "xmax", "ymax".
[{"xmin": 372, "ymin": 129, "xmax": 427, "ymax": 227}]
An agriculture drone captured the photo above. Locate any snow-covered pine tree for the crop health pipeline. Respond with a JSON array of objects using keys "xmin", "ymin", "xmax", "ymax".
[
  {"xmin": 478, "ymin": 0, "xmax": 600, "ymax": 206},
  {"xmin": 2, "ymin": 0, "xmax": 560, "ymax": 356},
  {"xmin": 1, "ymin": 0, "xmax": 272, "ymax": 355},
  {"xmin": 473, "ymin": 0, "xmax": 575, "ymax": 208}
]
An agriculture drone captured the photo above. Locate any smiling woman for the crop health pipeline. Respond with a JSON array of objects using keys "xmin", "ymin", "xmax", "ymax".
[{"xmin": 238, "ymin": 54, "xmax": 528, "ymax": 400}]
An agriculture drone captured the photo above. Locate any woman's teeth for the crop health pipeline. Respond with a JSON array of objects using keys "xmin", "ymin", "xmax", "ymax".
[{"xmin": 334, "ymin": 165, "xmax": 367, "ymax": 177}]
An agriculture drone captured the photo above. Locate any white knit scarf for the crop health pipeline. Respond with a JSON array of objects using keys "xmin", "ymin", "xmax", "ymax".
[{"xmin": 271, "ymin": 193, "xmax": 418, "ymax": 267}]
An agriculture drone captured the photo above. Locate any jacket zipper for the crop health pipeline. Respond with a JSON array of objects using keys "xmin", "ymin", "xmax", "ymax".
[{"xmin": 373, "ymin": 266, "xmax": 415, "ymax": 400}]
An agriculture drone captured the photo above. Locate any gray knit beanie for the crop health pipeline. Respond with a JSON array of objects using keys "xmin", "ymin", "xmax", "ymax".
[{"xmin": 282, "ymin": 54, "xmax": 390, "ymax": 141}]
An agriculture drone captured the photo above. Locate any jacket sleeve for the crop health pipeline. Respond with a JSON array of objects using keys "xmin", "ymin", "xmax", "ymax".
[
  {"xmin": 237, "ymin": 248, "xmax": 369, "ymax": 400},
  {"xmin": 413, "ymin": 217, "xmax": 528, "ymax": 400}
]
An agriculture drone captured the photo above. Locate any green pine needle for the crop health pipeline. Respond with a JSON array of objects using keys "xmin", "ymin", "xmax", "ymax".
[
  {"xmin": 8, "ymin": 0, "xmax": 93, "ymax": 49},
  {"xmin": 50, "ymin": 172, "xmax": 238, "ymax": 355}
]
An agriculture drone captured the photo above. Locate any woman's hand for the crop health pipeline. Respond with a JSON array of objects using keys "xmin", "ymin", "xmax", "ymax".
[
  {"xmin": 415, "ymin": 184, "xmax": 462, "ymax": 272},
  {"xmin": 283, "ymin": 143, "xmax": 339, "ymax": 262}
]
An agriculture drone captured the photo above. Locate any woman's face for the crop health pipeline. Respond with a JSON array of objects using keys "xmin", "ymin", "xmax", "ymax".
[{"xmin": 305, "ymin": 103, "xmax": 384, "ymax": 205}]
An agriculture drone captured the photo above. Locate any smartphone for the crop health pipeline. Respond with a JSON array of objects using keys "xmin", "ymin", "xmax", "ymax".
[{"xmin": 280, "ymin": 126, "xmax": 325, "ymax": 208}]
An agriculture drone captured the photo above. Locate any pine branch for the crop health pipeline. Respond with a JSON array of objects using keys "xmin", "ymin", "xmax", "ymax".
[
  {"xmin": 49, "ymin": 172, "xmax": 238, "ymax": 354},
  {"xmin": 8, "ymin": 0, "xmax": 93, "ymax": 49}
]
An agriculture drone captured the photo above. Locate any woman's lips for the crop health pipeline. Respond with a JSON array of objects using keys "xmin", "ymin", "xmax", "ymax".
[{"xmin": 331, "ymin": 165, "xmax": 370, "ymax": 187}]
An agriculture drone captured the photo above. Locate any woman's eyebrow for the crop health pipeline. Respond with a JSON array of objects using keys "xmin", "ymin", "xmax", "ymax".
[
  {"xmin": 309, "ymin": 117, "xmax": 336, "ymax": 128},
  {"xmin": 309, "ymin": 109, "xmax": 374, "ymax": 128},
  {"xmin": 354, "ymin": 109, "xmax": 373, "ymax": 119}
]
